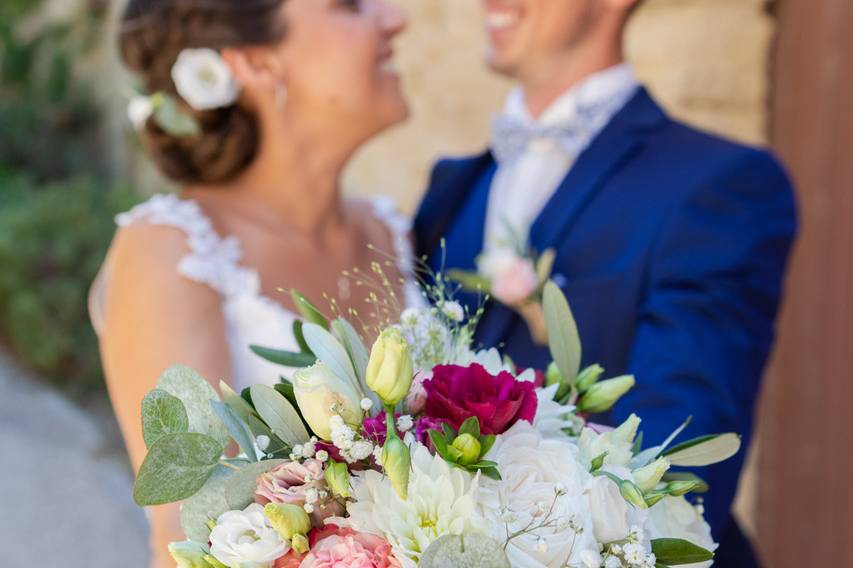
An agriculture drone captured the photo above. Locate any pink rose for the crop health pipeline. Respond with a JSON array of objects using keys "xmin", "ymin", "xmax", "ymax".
[
  {"xmin": 479, "ymin": 250, "xmax": 538, "ymax": 305},
  {"xmin": 300, "ymin": 527, "xmax": 402, "ymax": 568},
  {"xmin": 255, "ymin": 459, "xmax": 345, "ymax": 526},
  {"xmin": 423, "ymin": 364, "xmax": 538, "ymax": 435}
]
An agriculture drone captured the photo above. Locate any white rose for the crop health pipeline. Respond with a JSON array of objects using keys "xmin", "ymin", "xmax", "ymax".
[
  {"xmin": 584, "ymin": 466, "xmax": 650, "ymax": 545},
  {"xmin": 209, "ymin": 503, "xmax": 288, "ymax": 568},
  {"xmin": 171, "ymin": 48, "xmax": 241, "ymax": 111},
  {"xmin": 648, "ymin": 496, "xmax": 717, "ymax": 568},
  {"xmin": 479, "ymin": 422, "xmax": 599, "ymax": 567}
]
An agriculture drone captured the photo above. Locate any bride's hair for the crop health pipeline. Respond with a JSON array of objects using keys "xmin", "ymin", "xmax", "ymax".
[{"xmin": 119, "ymin": 0, "xmax": 286, "ymax": 184}]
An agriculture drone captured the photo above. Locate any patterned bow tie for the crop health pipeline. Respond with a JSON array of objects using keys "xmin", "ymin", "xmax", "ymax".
[{"xmin": 489, "ymin": 98, "xmax": 626, "ymax": 164}]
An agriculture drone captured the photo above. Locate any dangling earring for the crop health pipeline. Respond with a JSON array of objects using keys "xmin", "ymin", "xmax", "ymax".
[{"xmin": 275, "ymin": 82, "xmax": 288, "ymax": 110}]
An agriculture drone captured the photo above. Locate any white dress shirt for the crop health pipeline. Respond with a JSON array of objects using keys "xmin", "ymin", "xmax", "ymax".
[{"xmin": 484, "ymin": 64, "xmax": 640, "ymax": 250}]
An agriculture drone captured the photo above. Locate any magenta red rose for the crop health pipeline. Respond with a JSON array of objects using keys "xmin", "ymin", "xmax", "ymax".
[{"xmin": 422, "ymin": 364, "xmax": 538, "ymax": 435}]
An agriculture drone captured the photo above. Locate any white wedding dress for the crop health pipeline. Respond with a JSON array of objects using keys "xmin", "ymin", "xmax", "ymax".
[{"xmin": 90, "ymin": 193, "xmax": 422, "ymax": 392}]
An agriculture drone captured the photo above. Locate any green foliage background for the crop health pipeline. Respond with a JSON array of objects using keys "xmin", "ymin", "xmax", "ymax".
[{"xmin": 0, "ymin": 0, "xmax": 140, "ymax": 391}]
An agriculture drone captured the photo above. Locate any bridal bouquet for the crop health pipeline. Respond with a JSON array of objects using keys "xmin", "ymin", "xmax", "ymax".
[{"xmin": 134, "ymin": 284, "xmax": 739, "ymax": 568}]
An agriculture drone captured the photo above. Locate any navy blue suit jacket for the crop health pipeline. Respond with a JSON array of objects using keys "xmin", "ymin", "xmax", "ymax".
[{"xmin": 414, "ymin": 88, "xmax": 797, "ymax": 565}]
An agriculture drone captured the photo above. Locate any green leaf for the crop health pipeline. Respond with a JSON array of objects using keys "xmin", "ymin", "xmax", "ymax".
[
  {"xmin": 250, "ymin": 385, "xmax": 310, "ymax": 446},
  {"xmin": 536, "ymin": 249, "xmax": 557, "ymax": 284},
  {"xmin": 224, "ymin": 460, "xmax": 286, "ymax": 510},
  {"xmin": 301, "ymin": 323, "xmax": 362, "ymax": 395},
  {"xmin": 447, "ymin": 269, "xmax": 492, "ymax": 293},
  {"xmin": 292, "ymin": 320, "xmax": 311, "ymax": 354},
  {"xmin": 245, "ymin": 414, "xmax": 286, "ymax": 454},
  {"xmin": 133, "ymin": 433, "xmax": 223, "ymax": 506},
  {"xmin": 458, "ymin": 417, "xmax": 481, "ymax": 439},
  {"xmin": 651, "ymin": 538, "xmax": 714, "ymax": 565},
  {"xmin": 152, "ymin": 94, "xmax": 201, "ymax": 138},
  {"xmin": 542, "ymin": 281, "xmax": 582, "ymax": 384},
  {"xmin": 429, "ymin": 430, "xmax": 451, "ymax": 458},
  {"xmin": 664, "ymin": 433, "xmax": 741, "ymax": 467},
  {"xmin": 632, "ymin": 431, "xmax": 645, "ymax": 457},
  {"xmin": 479, "ymin": 434, "xmax": 496, "ymax": 457},
  {"xmin": 481, "ymin": 467, "xmax": 502, "ymax": 481},
  {"xmin": 141, "ymin": 389, "xmax": 189, "ymax": 448},
  {"xmin": 180, "ymin": 464, "xmax": 232, "ymax": 542},
  {"xmin": 575, "ymin": 364, "xmax": 604, "ymax": 393},
  {"xmin": 442, "ymin": 423, "xmax": 456, "ymax": 439},
  {"xmin": 250, "ymin": 345, "xmax": 316, "ymax": 368},
  {"xmin": 157, "ymin": 366, "xmax": 229, "ymax": 447},
  {"xmin": 291, "ymin": 290, "xmax": 329, "ymax": 329},
  {"xmin": 211, "ymin": 400, "xmax": 257, "ymax": 462},
  {"xmin": 220, "ymin": 381, "xmax": 256, "ymax": 424},
  {"xmin": 661, "ymin": 472, "xmax": 710, "ymax": 494}
]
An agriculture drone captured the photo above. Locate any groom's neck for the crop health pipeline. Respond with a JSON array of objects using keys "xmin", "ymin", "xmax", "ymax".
[{"xmin": 517, "ymin": 41, "xmax": 625, "ymax": 118}]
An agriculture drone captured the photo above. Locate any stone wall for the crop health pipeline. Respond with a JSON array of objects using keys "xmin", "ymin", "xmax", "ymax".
[{"xmin": 345, "ymin": 0, "xmax": 776, "ymax": 212}]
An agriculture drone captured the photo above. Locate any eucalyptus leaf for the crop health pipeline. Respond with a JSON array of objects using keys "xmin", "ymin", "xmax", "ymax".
[
  {"xmin": 664, "ymin": 433, "xmax": 741, "ymax": 467},
  {"xmin": 157, "ymin": 366, "xmax": 229, "ymax": 447},
  {"xmin": 250, "ymin": 384, "xmax": 310, "ymax": 446},
  {"xmin": 291, "ymin": 290, "xmax": 330, "ymax": 329},
  {"xmin": 220, "ymin": 381, "xmax": 256, "ymax": 424},
  {"xmin": 133, "ymin": 433, "xmax": 223, "ymax": 506},
  {"xmin": 142, "ymin": 389, "xmax": 189, "ymax": 448},
  {"xmin": 180, "ymin": 465, "xmax": 232, "ymax": 542},
  {"xmin": 301, "ymin": 323, "xmax": 362, "ymax": 396},
  {"xmin": 211, "ymin": 400, "xmax": 258, "ymax": 462},
  {"xmin": 224, "ymin": 459, "xmax": 286, "ymax": 510},
  {"xmin": 543, "ymin": 281, "xmax": 582, "ymax": 384},
  {"xmin": 250, "ymin": 345, "xmax": 316, "ymax": 368},
  {"xmin": 651, "ymin": 538, "xmax": 714, "ymax": 565}
]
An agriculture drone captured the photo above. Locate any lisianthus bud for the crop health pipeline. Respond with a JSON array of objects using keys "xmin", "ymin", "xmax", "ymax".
[
  {"xmin": 633, "ymin": 457, "xmax": 671, "ymax": 493},
  {"xmin": 169, "ymin": 541, "xmax": 223, "ymax": 568},
  {"xmin": 449, "ymin": 433, "xmax": 482, "ymax": 466},
  {"xmin": 381, "ymin": 435, "xmax": 411, "ymax": 499},
  {"xmin": 545, "ymin": 362, "xmax": 562, "ymax": 387},
  {"xmin": 575, "ymin": 364, "xmax": 605, "ymax": 393},
  {"xmin": 577, "ymin": 375, "xmax": 636, "ymax": 414},
  {"xmin": 293, "ymin": 363, "xmax": 364, "ymax": 440},
  {"xmin": 666, "ymin": 480, "xmax": 700, "ymax": 496},
  {"xmin": 324, "ymin": 460, "xmax": 351, "ymax": 499},
  {"xmin": 366, "ymin": 328, "xmax": 414, "ymax": 406},
  {"xmin": 619, "ymin": 479, "xmax": 648, "ymax": 509},
  {"xmin": 291, "ymin": 533, "xmax": 310, "ymax": 555},
  {"xmin": 264, "ymin": 503, "xmax": 312, "ymax": 543}
]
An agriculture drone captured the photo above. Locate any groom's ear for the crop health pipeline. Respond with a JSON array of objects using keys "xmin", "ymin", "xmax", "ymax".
[{"xmin": 221, "ymin": 46, "xmax": 284, "ymax": 90}]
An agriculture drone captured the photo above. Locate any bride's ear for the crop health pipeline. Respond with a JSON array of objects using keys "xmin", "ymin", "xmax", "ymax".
[{"xmin": 221, "ymin": 47, "xmax": 285, "ymax": 91}]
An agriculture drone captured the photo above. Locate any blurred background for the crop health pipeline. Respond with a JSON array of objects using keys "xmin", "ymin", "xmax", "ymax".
[{"xmin": 0, "ymin": 0, "xmax": 849, "ymax": 566}]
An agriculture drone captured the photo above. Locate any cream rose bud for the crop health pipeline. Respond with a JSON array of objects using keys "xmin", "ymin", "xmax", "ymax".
[
  {"xmin": 171, "ymin": 48, "xmax": 241, "ymax": 111},
  {"xmin": 577, "ymin": 375, "xmax": 636, "ymax": 414},
  {"xmin": 209, "ymin": 503, "xmax": 288, "ymax": 568},
  {"xmin": 293, "ymin": 363, "xmax": 363, "ymax": 440},
  {"xmin": 366, "ymin": 328, "xmax": 414, "ymax": 407}
]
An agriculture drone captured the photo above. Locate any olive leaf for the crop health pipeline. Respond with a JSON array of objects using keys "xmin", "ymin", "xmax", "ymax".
[
  {"xmin": 651, "ymin": 538, "xmax": 714, "ymax": 565},
  {"xmin": 180, "ymin": 464, "xmax": 233, "ymax": 542},
  {"xmin": 250, "ymin": 384, "xmax": 310, "ymax": 447},
  {"xmin": 543, "ymin": 281, "xmax": 582, "ymax": 384},
  {"xmin": 211, "ymin": 400, "xmax": 257, "ymax": 462}
]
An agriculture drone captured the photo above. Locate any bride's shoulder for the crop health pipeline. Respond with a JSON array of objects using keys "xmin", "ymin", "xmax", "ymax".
[{"xmin": 346, "ymin": 195, "xmax": 411, "ymax": 236}]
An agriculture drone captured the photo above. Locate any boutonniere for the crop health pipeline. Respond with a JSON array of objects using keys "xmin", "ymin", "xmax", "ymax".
[{"xmin": 450, "ymin": 240, "xmax": 555, "ymax": 345}]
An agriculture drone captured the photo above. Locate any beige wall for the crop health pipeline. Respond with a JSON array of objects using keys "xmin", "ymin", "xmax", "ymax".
[{"xmin": 345, "ymin": 0, "xmax": 775, "ymax": 213}]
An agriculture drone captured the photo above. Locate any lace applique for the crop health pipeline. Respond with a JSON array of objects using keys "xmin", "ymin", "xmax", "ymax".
[{"xmin": 116, "ymin": 194, "xmax": 260, "ymax": 298}]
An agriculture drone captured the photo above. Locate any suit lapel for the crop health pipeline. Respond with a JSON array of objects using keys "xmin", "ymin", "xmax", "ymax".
[{"xmin": 477, "ymin": 88, "xmax": 668, "ymax": 349}]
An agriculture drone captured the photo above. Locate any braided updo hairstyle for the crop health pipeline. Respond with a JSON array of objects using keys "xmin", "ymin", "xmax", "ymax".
[{"xmin": 120, "ymin": 0, "xmax": 286, "ymax": 184}]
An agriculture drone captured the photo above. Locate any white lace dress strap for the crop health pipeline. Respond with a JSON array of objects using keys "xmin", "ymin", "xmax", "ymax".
[
  {"xmin": 371, "ymin": 196, "xmax": 425, "ymax": 309},
  {"xmin": 116, "ymin": 193, "xmax": 261, "ymax": 299}
]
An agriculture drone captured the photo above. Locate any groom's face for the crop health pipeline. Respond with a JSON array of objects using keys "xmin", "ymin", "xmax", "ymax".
[{"xmin": 482, "ymin": 0, "xmax": 600, "ymax": 78}]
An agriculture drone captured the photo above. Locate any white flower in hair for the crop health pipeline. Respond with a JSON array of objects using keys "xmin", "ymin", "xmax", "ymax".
[
  {"xmin": 127, "ymin": 95, "xmax": 154, "ymax": 129},
  {"xmin": 171, "ymin": 48, "xmax": 240, "ymax": 111}
]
